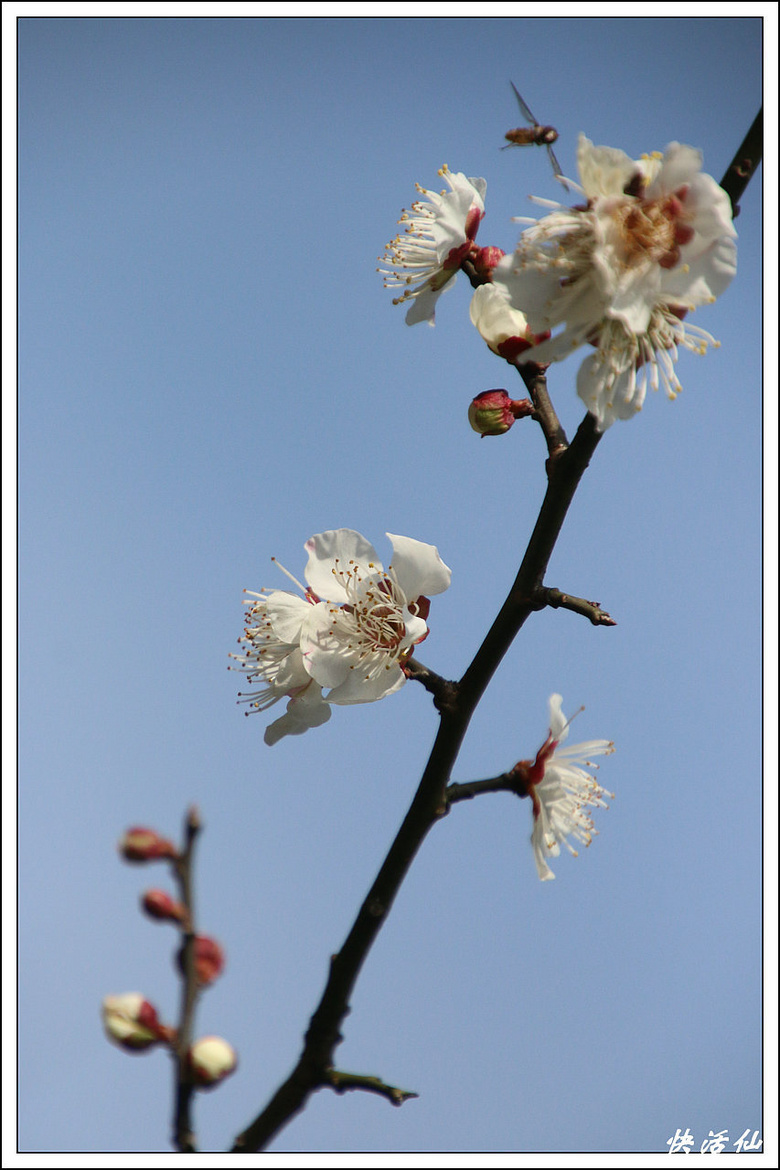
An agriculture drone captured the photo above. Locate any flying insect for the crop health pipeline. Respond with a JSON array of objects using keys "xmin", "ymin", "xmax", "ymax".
[{"xmin": 502, "ymin": 82, "xmax": 569, "ymax": 188}]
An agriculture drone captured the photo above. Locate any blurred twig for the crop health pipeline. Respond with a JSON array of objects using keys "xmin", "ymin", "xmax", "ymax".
[{"xmin": 171, "ymin": 807, "xmax": 202, "ymax": 1153}]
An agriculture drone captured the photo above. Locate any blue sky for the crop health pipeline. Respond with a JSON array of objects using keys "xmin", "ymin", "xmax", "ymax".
[{"xmin": 16, "ymin": 12, "xmax": 768, "ymax": 1158}]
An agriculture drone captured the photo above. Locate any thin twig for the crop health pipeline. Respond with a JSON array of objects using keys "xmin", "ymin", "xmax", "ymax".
[
  {"xmin": 541, "ymin": 587, "xmax": 616, "ymax": 626},
  {"xmin": 171, "ymin": 806, "xmax": 202, "ymax": 1153},
  {"xmin": 445, "ymin": 772, "xmax": 526, "ymax": 805},
  {"xmin": 326, "ymin": 1068, "xmax": 419, "ymax": 1105}
]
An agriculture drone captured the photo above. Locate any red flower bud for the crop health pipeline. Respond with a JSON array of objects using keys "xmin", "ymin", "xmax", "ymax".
[
  {"xmin": 119, "ymin": 827, "xmax": 178, "ymax": 863},
  {"xmin": 472, "ymin": 245, "xmax": 506, "ymax": 280},
  {"xmin": 178, "ymin": 935, "xmax": 226, "ymax": 986},
  {"xmin": 142, "ymin": 889, "xmax": 186, "ymax": 923},
  {"xmin": 468, "ymin": 390, "xmax": 533, "ymax": 437}
]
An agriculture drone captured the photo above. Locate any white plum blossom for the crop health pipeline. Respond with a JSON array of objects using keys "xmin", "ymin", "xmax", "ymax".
[
  {"xmin": 231, "ymin": 529, "xmax": 451, "ymax": 745},
  {"xmin": 493, "ymin": 134, "xmax": 737, "ymax": 429},
  {"xmin": 379, "ymin": 166, "xmax": 486, "ymax": 326},
  {"xmin": 229, "ymin": 588, "xmax": 332, "ymax": 747},
  {"xmin": 514, "ymin": 694, "xmax": 614, "ymax": 881}
]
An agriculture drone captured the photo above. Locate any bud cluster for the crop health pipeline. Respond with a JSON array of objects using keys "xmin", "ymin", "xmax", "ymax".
[{"xmin": 101, "ymin": 816, "xmax": 236, "ymax": 1094}]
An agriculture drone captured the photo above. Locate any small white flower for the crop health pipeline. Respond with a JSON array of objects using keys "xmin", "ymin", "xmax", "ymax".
[
  {"xmin": 231, "ymin": 529, "xmax": 451, "ymax": 744},
  {"xmin": 229, "ymin": 586, "xmax": 332, "ymax": 746},
  {"xmin": 514, "ymin": 694, "xmax": 614, "ymax": 881},
  {"xmin": 494, "ymin": 134, "xmax": 737, "ymax": 429},
  {"xmin": 379, "ymin": 166, "xmax": 486, "ymax": 325}
]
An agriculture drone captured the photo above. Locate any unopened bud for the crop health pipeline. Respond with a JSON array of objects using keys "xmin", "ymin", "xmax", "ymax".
[
  {"xmin": 119, "ymin": 826, "xmax": 178, "ymax": 863},
  {"xmin": 178, "ymin": 935, "xmax": 225, "ymax": 986},
  {"xmin": 142, "ymin": 889, "xmax": 186, "ymax": 923},
  {"xmin": 102, "ymin": 993, "xmax": 172, "ymax": 1051},
  {"xmin": 468, "ymin": 389, "xmax": 533, "ymax": 437},
  {"xmin": 469, "ymin": 284, "xmax": 549, "ymax": 363},
  {"xmin": 188, "ymin": 1036, "xmax": 238, "ymax": 1088},
  {"xmin": 472, "ymin": 245, "xmax": 506, "ymax": 280}
]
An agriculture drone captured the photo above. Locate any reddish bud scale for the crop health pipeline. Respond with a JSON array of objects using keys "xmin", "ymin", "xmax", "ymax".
[
  {"xmin": 472, "ymin": 245, "xmax": 506, "ymax": 281},
  {"xmin": 178, "ymin": 935, "xmax": 226, "ymax": 986},
  {"xmin": 142, "ymin": 889, "xmax": 186, "ymax": 922},
  {"xmin": 119, "ymin": 827, "xmax": 178, "ymax": 863}
]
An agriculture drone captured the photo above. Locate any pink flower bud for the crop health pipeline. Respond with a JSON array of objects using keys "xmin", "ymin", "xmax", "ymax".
[
  {"xmin": 119, "ymin": 826, "xmax": 178, "ymax": 863},
  {"xmin": 142, "ymin": 889, "xmax": 186, "ymax": 923},
  {"xmin": 468, "ymin": 390, "xmax": 533, "ymax": 437},
  {"xmin": 472, "ymin": 245, "xmax": 505, "ymax": 280},
  {"xmin": 177, "ymin": 935, "xmax": 226, "ymax": 986},
  {"xmin": 188, "ymin": 1036, "xmax": 238, "ymax": 1088},
  {"xmin": 102, "ymin": 993, "xmax": 172, "ymax": 1051}
]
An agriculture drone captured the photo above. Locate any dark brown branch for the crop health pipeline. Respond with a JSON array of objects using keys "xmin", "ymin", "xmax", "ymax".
[
  {"xmin": 171, "ymin": 807, "xmax": 202, "ymax": 1153},
  {"xmin": 719, "ymin": 108, "xmax": 762, "ymax": 217},
  {"xmin": 402, "ymin": 656, "xmax": 457, "ymax": 710},
  {"xmin": 326, "ymin": 1069, "xmax": 419, "ymax": 1106},
  {"xmin": 541, "ymin": 587, "xmax": 616, "ymax": 626},
  {"xmin": 518, "ymin": 363, "xmax": 568, "ymax": 462},
  {"xmin": 446, "ymin": 773, "xmax": 526, "ymax": 805},
  {"xmin": 458, "ymin": 411, "xmax": 603, "ymax": 710}
]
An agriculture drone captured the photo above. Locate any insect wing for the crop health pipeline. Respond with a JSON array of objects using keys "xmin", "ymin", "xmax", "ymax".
[
  {"xmin": 510, "ymin": 81, "xmax": 539, "ymax": 128},
  {"xmin": 546, "ymin": 145, "xmax": 564, "ymax": 181}
]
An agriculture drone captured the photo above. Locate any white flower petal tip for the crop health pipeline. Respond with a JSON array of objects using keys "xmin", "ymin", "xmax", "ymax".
[
  {"xmin": 514, "ymin": 695, "xmax": 615, "ymax": 881},
  {"xmin": 231, "ymin": 529, "xmax": 450, "ymax": 743},
  {"xmin": 492, "ymin": 133, "xmax": 736, "ymax": 426},
  {"xmin": 379, "ymin": 166, "xmax": 486, "ymax": 326}
]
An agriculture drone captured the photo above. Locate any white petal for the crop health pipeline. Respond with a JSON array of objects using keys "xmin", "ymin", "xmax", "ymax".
[
  {"xmin": 402, "ymin": 611, "xmax": 429, "ymax": 647},
  {"xmin": 303, "ymin": 529, "xmax": 382, "ymax": 602},
  {"xmin": 577, "ymin": 134, "xmax": 637, "ymax": 199},
  {"xmin": 662, "ymin": 235, "xmax": 737, "ymax": 306},
  {"xmin": 646, "ymin": 142, "xmax": 702, "ymax": 199},
  {"xmin": 299, "ymin": 604, "xmax": 352, "ymax": 689},
  {"xmin": 327, "ymin": 660, "xmax": 406, "ymax": 705},
  {"xmin": 272, "ymin": 647, "xmax": 311, "ymax": 691},
  {"xmin": 531, "ymin": 816, "xmax": 557, "ymax": 881},
  {"xmin": 264, "ymin": 681, "xmax": 331, "ymax": 746},
  {"xmin": 404, "ymin": 278, "xmax": 454, "ymax": 326},
  {"xmin": 263, "ymin": 591, "xmax": 311, "ymax": 643},
  {"xmin": 547, "ymin": 693, "xmax": 567, "ymax": 741},
  {"xmin": 386, "ymin": 533, "xmax": 452, "ymax": 601}
]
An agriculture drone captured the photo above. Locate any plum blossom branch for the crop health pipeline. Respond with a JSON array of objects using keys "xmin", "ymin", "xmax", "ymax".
[
  {"xmin": 326, "ymin": 1069, "xmax": 419, "ymax": 1106},
  {"xmin": 720, "ymin": 107, "xmax": 762, "ymax": 216},
  {"xmin": 401, "ymin": 656, "xmax": 457, "ymax": 710},
  {"xmin": 541, "ymin": 588, "xmax": 617, "ymax": 626},
  {"xmin": 445, "ymin": 772, "xmax": 525, "ymax": 804},
  {"xmin": 518, "ymin": 362, "xmax": 569, "ymax": 464},
  {"xmin": 230, "ymin": 120, "xmax": 758, "ymax": 1152}
]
